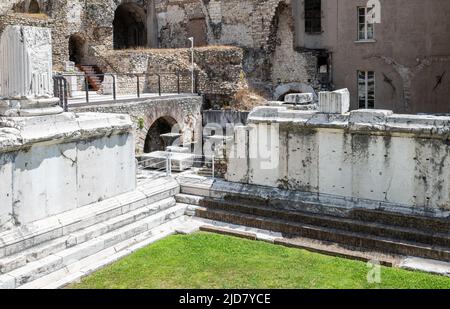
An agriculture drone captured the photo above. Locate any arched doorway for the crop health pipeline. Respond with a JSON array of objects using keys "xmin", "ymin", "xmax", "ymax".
[
  {"xmin": 28, "ymin": 0, "xmax": 40, "ymax": 13},
  {"xmin": 113, "ymin": 3, "xmax": 147, "ymax": 49},
  {"xmin": 144, "ymin": 117, "xmax": 179, "ymax": 153},
  {"xmin": 68, "ymin": 34, "xmax": 86, "ymax": 65}
]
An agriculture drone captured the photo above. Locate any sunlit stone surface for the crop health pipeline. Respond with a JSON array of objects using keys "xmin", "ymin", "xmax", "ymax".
[{"xmin": 0, "ymin": 25, "xmax": 61, "ymax": 116}]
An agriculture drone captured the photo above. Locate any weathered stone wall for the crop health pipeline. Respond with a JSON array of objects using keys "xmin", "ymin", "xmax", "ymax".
[
  {"xmin": 71, "ymin": 95, "xmax": 203, "ymax": 155},
  {"xmin": 226, "ymin": 107, "xmax": 450, "ymax": 217},
  {"xmin": 155, "ymin": 0, "xmax": 317, "ymax": 95},
  {"xmin": 0, "ymin": 0, "xmax": 317, "ymax": 102},
  {"xmin": 0, "ymin": 112, "xmax": 136, "ymax": 228},
  {"xmin": 93, "ymin": 46, "xmax": 246, "ymax": 107}
]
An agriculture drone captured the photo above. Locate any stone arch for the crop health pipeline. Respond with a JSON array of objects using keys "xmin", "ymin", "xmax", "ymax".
[
  {"xmin": 144, "ymin": 116, "xmax": 180, "ymax": 153},
  {"xmin": 113, "ymin": 2, "xmax": 148, "ymax": 49},
  {"xmin": 68, "ymin": 34, "xmax": 86, "ymax": 65},
  {"xmin": 274, "ymin": 82, "xmax": 317, "ymax": 101}
]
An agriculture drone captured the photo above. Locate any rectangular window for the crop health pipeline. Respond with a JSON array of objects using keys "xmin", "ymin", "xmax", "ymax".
[
  {"xmin": 305, "ymin": 0, "xmax": 322, "ymax": 34},
  {"xmin": 357, "ymin": 7, "xmax": 374, "ymax": 40},
  {"xmin": 358, "ymin": 71, "xmax": 375, "ymax": 109}
]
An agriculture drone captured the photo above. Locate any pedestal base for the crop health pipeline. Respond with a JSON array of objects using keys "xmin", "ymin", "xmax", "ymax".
[
  {"xmin": 0, "ymin": 97, "xmax": 62, "ymax": 117},
  {"xmin": 0, "ymin": 112, "xmax": 136, "ymax": 228}
]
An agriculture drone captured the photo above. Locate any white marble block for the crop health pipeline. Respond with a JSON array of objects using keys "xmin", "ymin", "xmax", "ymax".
[
  {"xmin": 0, "ymin": 25, "xmax": 61, "ymax": 116},
  {"xmin": 318, "ymin": 88, "xmax": 350, "ymax": 114},
  {"xmin": 284, "ymin": 93, "xmax": 314, "ymax": 105},
  {"xmin": 0, "ymin": 113, "xmax": 136, "ymax": 227}
]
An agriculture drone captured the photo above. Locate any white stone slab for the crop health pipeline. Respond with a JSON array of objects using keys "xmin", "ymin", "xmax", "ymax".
[
  {"xmin": 284, "ymin": 93, "xmax": 314, "ymax": 105},
  {"xmin": 318, "ymin": 88, "xmax": 350, "ymax": 114},
  {"xmin": 12, "ymin": 142, "xmax": 78, "ymax": 225},
  {"xmin": 400, "ymin": 257, "xmax": 450, "ymax": 277},
  {"xmin": 76, "ymin": 133, "xmax": 136, "ymax": 207},
  {"xmin": 0, "ymin": 26, "xmax": 60, "ymax": 116}
]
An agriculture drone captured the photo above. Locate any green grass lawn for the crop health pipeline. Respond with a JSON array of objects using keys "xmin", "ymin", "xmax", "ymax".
[{"xmin": 70, "ymin": 232, "xmax": 450, "ymax": 289}]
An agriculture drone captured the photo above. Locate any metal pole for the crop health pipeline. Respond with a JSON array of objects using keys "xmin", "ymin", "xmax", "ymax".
[
  {"xmin": 166, "ymin": 150, "xmax": 172, "ymax": 177},
  {"xmin": 136, "ymin": 75, "xmax": 140, "ymax": 98},
  {"xmin": 158, "ymin": 74, "xmax": 161, "ymax": 96},
  {"xmin": 84, "ymin": 76, "xmax": 89, "ymax": 103},
  {"xmin": 62, "ymin": 77, "xmax": 68, "ymax": 112},
  {"xmin": 211, "ymin": 155, "xmax": 215, "ymax": 180},
  {"xmin": 112, "ymin": 74, "xmax": 117, "ymax": 101},
  {"xmin": 177, "ymin": 72, "xmax": 181, "ymax": 94},
  {"xmin": 189, "ymin": 37, "xmax": 194, "ymax": 94}
]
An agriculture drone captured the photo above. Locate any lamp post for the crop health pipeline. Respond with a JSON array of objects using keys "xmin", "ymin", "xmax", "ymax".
[{"xmin": 188, "ymin": 37, "xmax": 194, "ymax": 94}]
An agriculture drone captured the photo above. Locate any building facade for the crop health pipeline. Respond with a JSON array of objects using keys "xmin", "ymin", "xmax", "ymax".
[{"xmin": 294, "ymin": 0, "xmax": 450, "ymax": 114}]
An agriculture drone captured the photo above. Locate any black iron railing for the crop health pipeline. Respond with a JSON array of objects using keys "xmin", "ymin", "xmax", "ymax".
[{"xmin": 53, "ymin": 71, "xmax": 198, "ymax": 106}]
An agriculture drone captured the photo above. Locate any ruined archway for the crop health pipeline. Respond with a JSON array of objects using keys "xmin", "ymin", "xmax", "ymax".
[
  {"xmin": 144, "ymin": 116, "xmax": 179, "ymax": 153},
  {"xmin": 28, "ymin": 0, "xmax": 40, "ymax": 13},
  {"xmin": 113, "ymin": 3, "xmax": 147, "ymax": 49},
  {"xmin": 68, "ymin": 34, "xmax": 86, "ymax": 65},
  {"xmin": 13, "ymin": 0, "xmax": 41, "ymax": 13}
]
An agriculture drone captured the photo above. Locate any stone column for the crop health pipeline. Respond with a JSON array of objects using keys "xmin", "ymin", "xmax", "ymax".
[{"xmin": 0, "ymin": 25, "xmax": 61, "ymax": 117}]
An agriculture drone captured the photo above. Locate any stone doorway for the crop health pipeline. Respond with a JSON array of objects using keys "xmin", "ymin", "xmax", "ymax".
[
  {"xmin": 187, "ymin": 18, "xmax": 207, "ymax": 47},
  {"xmin": 68, "ymin": 34, "xmax": 86, "ymax": 65},
  {"xmin": 28, "ymin": 0, "xmax": 40, "ymax": 13},
  {"xmin": 113, "ymin": 3, "xmax": 148, "ymax": 49},
  {"xmin": 144, "ymin": 116, "xmax": 179, "ymax": 153}
]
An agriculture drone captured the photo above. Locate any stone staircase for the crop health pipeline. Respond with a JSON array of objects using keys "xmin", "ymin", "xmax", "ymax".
[
  {"xmin": 77, "ymin": 64, "xmax": 103, "ymax": 91},
  {"xmin": 0, "ymin": 177, "xmax": 187, "ymax": 289},
  {"xmin": 176, "ymin": 179, "xmax": 450, "ymax": 264}
]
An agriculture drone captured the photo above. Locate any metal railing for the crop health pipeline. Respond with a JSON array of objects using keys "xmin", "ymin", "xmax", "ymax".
[
  {"xmin": 137, "ymin": 151, "xmax": 217, "ymax": 180},
  {"xmin": 53, "ymin": 71, "xmax": 198, "ymax": 106}
]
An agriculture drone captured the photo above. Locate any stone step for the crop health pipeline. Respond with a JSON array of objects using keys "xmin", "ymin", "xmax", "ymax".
[
  {"xmin": 0, "ymin": 203, "xmax": 187, "ymax": 289},
  {"xmin": 19, "ymin": 216, "xmax": 195, "ymax": 289},
  {"xmin": 193, "ymin": 206, "xmax": 450, "ymax": 262},
  {"xmin": 175, "ymin": 194, "xmax": 450, "ymax": 248},
  {"xmin": 178, "ymin": 180, "xmax": 450, "ymax": 234},
  {"xmin": 0, "ymin": 177, "xmax": 179, "ymax": 259},
  {"xmin": 0, "ymin": 197, "xmax": 176, "ymax": 274}
]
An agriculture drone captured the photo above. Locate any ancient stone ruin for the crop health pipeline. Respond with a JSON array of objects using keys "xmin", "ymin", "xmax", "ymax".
[{"xmin": 0, "ymin": 0, "xmax": 449, "ymax": 289}]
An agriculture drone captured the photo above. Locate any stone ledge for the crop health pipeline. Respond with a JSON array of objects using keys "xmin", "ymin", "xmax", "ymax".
[
  {"xmin": 0, "ymin": 177, "xmax": 179, "ymax": 257},
  {"xmin": 248, "ymin": 106, "xmax": 450, "ymax": 139},
  {"xmin": 0, "ymin": 112, "xmax": 133, "ymax": 153}
]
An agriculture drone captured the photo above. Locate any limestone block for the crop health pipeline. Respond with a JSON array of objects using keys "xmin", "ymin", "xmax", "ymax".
[
  {"xmin": 318, "ymin": 89, "xmax": 350, "ymax": 114},
  {"xmin": 349, "ymin": 109, "xmax": 394, "ymax": 124},
  {"xmin": 101, "ymin": 75, "xmax": 116, "ymax": 95},
  {"xmin": 0, "ymin": 26, "xmax": 60, "ymax": 116},
  {"xmin": 225, "ymin": 126, "xmax": 249, "ymax": 183},
  {"xmin": 284, "ymin": 126, "xmax": 319, "ymax": 192},
  {"xmin": 0, "ymin": 274, "xmax": 15, "ymax": 289},
  {"xmin": 0, "ymin": 112, "xmax": 135, "ymax": 226},
  {"xmin": 247, "ymin": 123, "xmax": 280, "ymax": 187},
  {"xmin": 12, "ymin": 143, "xmax": 78, "ymax": 225},
  {"xmin": 76, "ymin": 133, "xmax": 136, "ymax": 207},
  {"xmin": 284, "ymin": 93, "xmax": 314, "ymax": 105}
]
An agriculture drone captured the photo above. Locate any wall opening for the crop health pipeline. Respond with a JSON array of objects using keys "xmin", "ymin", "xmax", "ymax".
[
  {"xmin": 68, "ymin": 34, "xmax": 86, "ymax": 65},
  {"xmin": 144, "ymin": 117, "xmax": 179, "ymax": 153},
  {"xmin": 28, "ymin": 0, "xmax": 40, "ymax": 13},
  {"xmin": 187, "ymin": 18, "xmax": 208, "ymax": 47},
  {"xmin": 13, "ymin": 0, "xmax": 41, "ymax": 13},
  {"xmin": 113, "ymin": 3, "xmax": 148, "ymax": 49}
]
